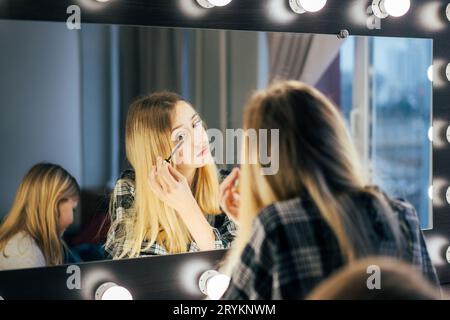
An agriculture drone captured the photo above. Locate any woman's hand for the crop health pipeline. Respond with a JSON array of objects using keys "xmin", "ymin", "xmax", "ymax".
[
  {"xmin": 219, "ymin": 167, "xmax": 240, "ymax": 225},
  {"xmin": 148, "ymin": 156, "xmax": 216, "ymax": 251},
  {"xmin": 148, "ymin": 157, "xmax": 197, "ymax": 215}
]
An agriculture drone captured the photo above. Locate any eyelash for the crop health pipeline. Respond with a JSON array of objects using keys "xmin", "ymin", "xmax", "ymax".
[{"xmin": 193, "ymin": 119, "xmax": 202, "ymax": 128}]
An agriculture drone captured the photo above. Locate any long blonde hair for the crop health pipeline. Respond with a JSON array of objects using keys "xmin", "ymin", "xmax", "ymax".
[
  {"xmin": 108, "ymin": 92, "xmax": 220, "ymax": 258},
  {"xmin": 223, "ymin": 81, "xmax": 403, "ymax": 274},
  {"xmin": 0, "ymin": 163, "xmax": 80, "ymax": 266}
]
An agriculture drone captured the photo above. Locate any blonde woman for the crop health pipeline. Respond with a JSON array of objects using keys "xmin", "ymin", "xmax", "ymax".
[
  {"xmin": 0, "ymin": 163, "xmax": 80, "ymax": 270},
  {"xmin": 220, "ymin": 80, "xmax": 438, "ymax": 299},
  {"xmin": 105, "ymin": 92, "xmax": 237, "ymax": 259}
]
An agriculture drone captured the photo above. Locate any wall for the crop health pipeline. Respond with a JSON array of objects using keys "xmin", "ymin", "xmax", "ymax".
[{"xmin": 0, "ymin": 20, "xmax": 83, "ymax": 217}]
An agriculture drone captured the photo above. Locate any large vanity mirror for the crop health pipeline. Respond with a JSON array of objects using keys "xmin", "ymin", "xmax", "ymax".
[{"xmin": 0, "ymin": 19, "xmax": 433, "ymax": 270}]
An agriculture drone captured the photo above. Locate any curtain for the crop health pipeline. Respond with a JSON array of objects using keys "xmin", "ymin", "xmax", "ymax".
[{"xmin": 268, "ymin": 33, "xmax": 345, "ymax": 86}]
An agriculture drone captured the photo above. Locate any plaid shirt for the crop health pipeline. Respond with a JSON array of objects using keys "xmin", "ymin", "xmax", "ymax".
[
  {"xmin": 105, "ymin": 169, "xmax": 237, "ymax": 258},
  {"xmin": 222, "ymin": 193, "xmax": 439, "ymax": 300}
]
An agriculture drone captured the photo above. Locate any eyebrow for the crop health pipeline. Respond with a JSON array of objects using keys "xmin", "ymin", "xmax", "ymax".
[{"xmin": 171, "ymin": 113, "xmax": 199, "ymax": 132}]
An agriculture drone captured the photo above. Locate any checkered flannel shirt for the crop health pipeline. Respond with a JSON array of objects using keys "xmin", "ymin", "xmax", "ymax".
[
  {"xmin": 105, "ymin": 169, "xmax": 237, "ymax": 258},
  {"xmin": 222, "ymin": 193, "xmax": 439, "ymax": 300}
]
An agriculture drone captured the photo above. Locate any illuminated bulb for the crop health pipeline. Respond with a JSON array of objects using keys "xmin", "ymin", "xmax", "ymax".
[
  {"xmin": 372, "ymin": 0, "xmax": 410, "ymax": 18},
  {"xmin": 427, "ymin": 65, "xmax": 433, "ymax": 82},
  {"xmin": 289, "ymin": 0, "xmax": 327, "ymax": 14},
  {"xmin": 447, "ymin": 246, "xmax": 450, "ymax": 264},
  {"xmin": 447, "ymin": 125, "xmax": 450, "ymax": 143},
  {"xmin": 95, "ymin": 282, "xmax": 133, "ymax": 300},
  {"xmin": 447, "ymin": 3, "xmax": 450, "ymax": 22},
  {"xmin": 446, "ymin": 63, "xmax": 450, "ymax": 82},
  {"xmin": 196, "ymin": 0, "xmax": 232, "ymax": 8},
  {"xmin": 428, "ymin": 126, "xmax": 433, "ymax": 142},
  {"xmin": 199, "ymin": 270, "xmax": 230, "ymax": 300},
  {"xmin": 428, "ymin": 185, "xmax": 433, "ymax": 200},
  {"xmin": 446, "ymin": 186, "xmax": 450, "ymax": 205},
  {"xmin": 96, "ymin": 0, "xmax": 110, "ymax": 2}
]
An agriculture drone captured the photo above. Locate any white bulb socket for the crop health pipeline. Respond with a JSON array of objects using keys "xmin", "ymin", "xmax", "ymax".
[
  {"xmin": 199, "ymin": 270, "xmax": 231, "ymax": 300},
  {"xmin": 95, "ymin": 282, "xmax": 133, "ymax": 300}
]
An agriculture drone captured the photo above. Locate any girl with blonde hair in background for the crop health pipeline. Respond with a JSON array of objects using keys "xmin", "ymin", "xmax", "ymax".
[{"xmin": 0, "ymin": 163, "xmax": 80, "ymax": 270}]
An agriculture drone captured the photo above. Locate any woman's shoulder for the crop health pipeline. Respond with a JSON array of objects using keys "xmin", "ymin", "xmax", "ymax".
[
  {"xmin": 119, "ymin": 169, "xmax": 136, "ymax": 182},
  {"xmin": 0, "ymin": 231, "xmax": 46, "ymax": 270},
  {"xmin": 112, "ymin": 169, "xmax": 136, "ymax": 201},
  {"xmin": 256, "ymin": 197, "xmax": 309, "ymax": 231},
  {"xmin": 116, "ymin": 169, "xmax": 136, "ymax": 189}
]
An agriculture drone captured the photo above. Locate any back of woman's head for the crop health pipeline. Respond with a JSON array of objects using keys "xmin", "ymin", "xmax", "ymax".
[
  {"xmin": 226, "ymin": 80, "xmax": 403, "ymax": 274},
  {"xmin": 0, "ymin": 163, "xmax": 80, "ymax": 266},
  {"xmin": 307, "ymin": 257, "xmax": 441, "ymax": 300}
]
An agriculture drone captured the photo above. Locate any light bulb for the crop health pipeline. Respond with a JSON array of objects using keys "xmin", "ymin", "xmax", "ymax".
[
  {"xmin": 446, "ymin": 3, "xmax": 450, "ymax": 21},
  {"xmin": 427, "ymin": 65, "xmax": 433, "ymax": 82},
  {"xmin": 289, "ymin": 0, "xmax": 327, "ymax": 14},
  {"xmin": 196, "ymin": 0, "xmax": 232, "ymax": 8},
  {"xmin": 428, "ymin": 185, "xmax": 433, "ymax": 200},
  {"xmin": 384, "ymin": 0, "xmax": 410, "ymax": 17},
  {"xmin": 447, "ymin": 125, "xmax": 450, "ymax": 143},
  {"xmin": 199, "ymin": 270, "xmax": 231, "ymax": 300},
  {"xmin": 446, "ymin": 246, "xmax": 450, "ymax": 264},
  {"xmin": 372, "ymin": 0, "xmax": 410, "ymax": 19},
  {"xmin": 446, "ymin": 63, "xmax": 450, "ymax": 82},
  {"xmin": 428, "ymin": 126, "xmax": 433, "ymax": 142},
  {"xmin": 446, "ymin": 186, "xmax": 450, "ymax": 205},
  {"xmin": 95, "ymin": 282, "xmax": 133, "ymax": 300}
]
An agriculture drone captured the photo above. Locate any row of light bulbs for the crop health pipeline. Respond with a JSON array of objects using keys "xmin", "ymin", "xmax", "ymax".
[
  {"xmin": 197, "ymin": 0, "xmax": 413, "ymax": 19},
  {"xmin": 94, "ymin": 0, "xmax": 450, "ymax": 21},
  {"xmin": 94, "ymin": 269, "xmax": 230, "ymax": 300}
]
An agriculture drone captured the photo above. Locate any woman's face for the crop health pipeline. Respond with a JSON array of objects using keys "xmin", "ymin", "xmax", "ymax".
[
  {"xmin": 170, "ymin": 101, "xmax": 213, "ymax": 168},
  {"xmin": 58, "ymin": 198, "xmax": 78, "ymax": 236}
]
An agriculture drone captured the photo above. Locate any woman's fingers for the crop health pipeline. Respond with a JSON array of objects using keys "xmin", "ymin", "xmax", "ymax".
[
  {"xmin": 219, "ymin": 167, "xmax": 240, "ymax": 195},
  {"xmin": 155, "ymin": 159, "xmax": 170, "ymax": 193},
  {"xmin": 167, "ymin": 163, "xmax": 186, "ymax": 183},
  {"xmin": 148, "ymin": 166, "xmax": 164, "ymax": 197},
  {"xmin": 232, "ymin": 193, "xmax": 240, "ymax": 206},
  {"xmin": 159, "ymin": 161, "xmax": 178, "ymax": 191},
  {"xmin": 220, "ymin": 188, "xmax": 240, "ymax": 218}
]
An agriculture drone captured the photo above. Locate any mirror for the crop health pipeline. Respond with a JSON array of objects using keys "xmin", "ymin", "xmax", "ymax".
[{"xmin": 0, "ymin": 19, "xmax": 432, "ymax": 270}]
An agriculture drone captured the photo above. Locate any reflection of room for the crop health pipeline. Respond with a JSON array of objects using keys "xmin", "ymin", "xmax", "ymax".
[{"xmin": 0, "ymin": 22, "xmax": 434, "ymax": 261}]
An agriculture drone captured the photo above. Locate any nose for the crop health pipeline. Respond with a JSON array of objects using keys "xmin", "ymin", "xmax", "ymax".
[{"xmin": 193, "ymin": 126, "xmax": 208, "ymax": 146}]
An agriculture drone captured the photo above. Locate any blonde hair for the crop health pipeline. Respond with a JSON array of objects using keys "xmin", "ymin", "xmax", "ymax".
[
  {"xmin": 307, "ymin": 256, "xmax": 441, "ymax": 300},
  {"xmin": 108, "ymin": 92, "xmax": 220, "ymax": 258},
  {"xmin": 222, "ymin": 80, "xmax": 403, "ymax": 275},
  {"xmin": 0, "ymin": 163, "xmax": 80, "ymax": 266}
]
